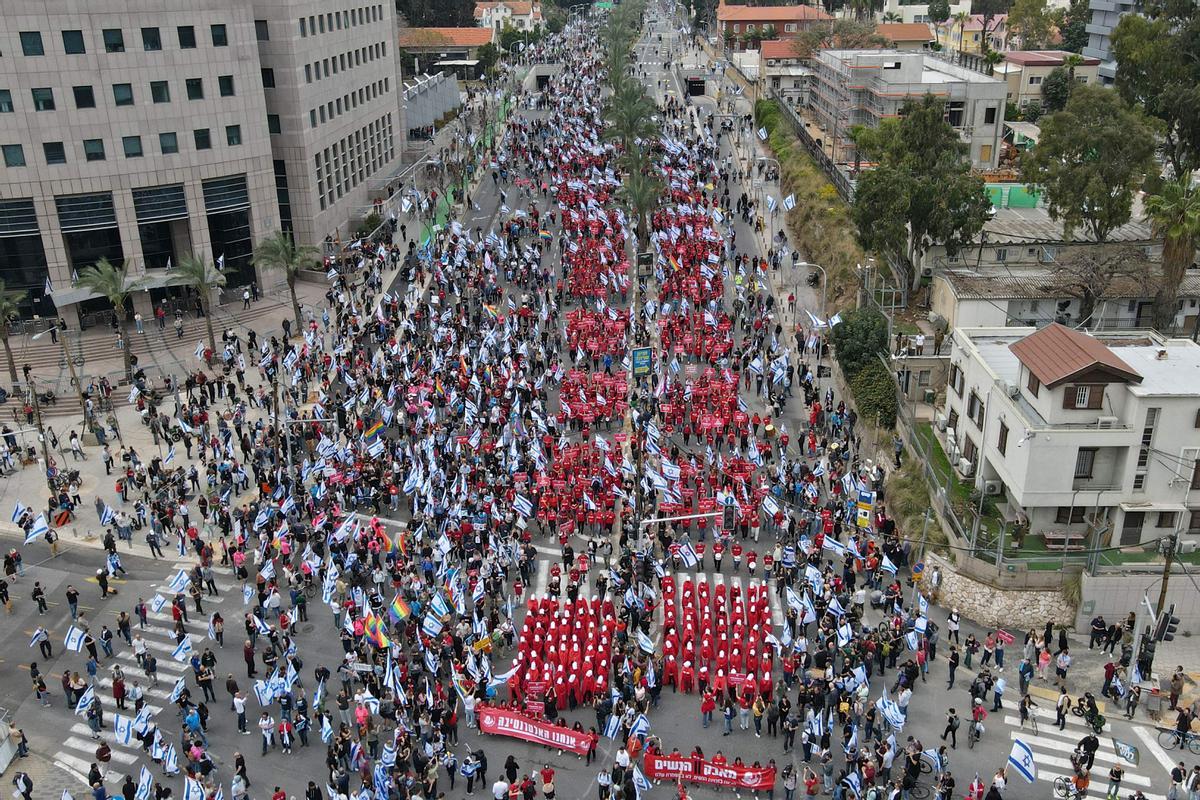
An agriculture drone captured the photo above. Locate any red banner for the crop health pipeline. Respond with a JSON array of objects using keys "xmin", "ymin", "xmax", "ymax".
[
  {"xmin": 643, "ymin": 752, "xmax": 776, "ymax": 790},
  {"xmin": 477, "ymin": 707, "xmax": 595, "ymax": 755}
]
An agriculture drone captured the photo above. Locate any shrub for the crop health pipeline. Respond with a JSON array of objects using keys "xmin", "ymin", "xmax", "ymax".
[
  {"xmin": 355, "ymin": 212, "xmax": 382, "ymax": 240},
  {"xmin": 828, "ymin": 307, "xmax": 888, "ymax": 378},
  {"xmin": 850, "ymin": 361, "xmax": 898, "ymax": 430}
]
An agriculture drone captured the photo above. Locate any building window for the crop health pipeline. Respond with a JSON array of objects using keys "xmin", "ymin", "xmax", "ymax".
[
  {"xmin": 984, "ymin": 106, "xmax": 997, "ymax": 124},
  {"xmin": 300, "ymin": 18, "xmax": 307, "ymax": 37},
  {"xmin": 980, "ymin": 144, "xmax": 993, "ymax": 163},
  {"xmin": 1074, "ymin": 447, "xmax": 1096, "ymax": 479},
  {"xmin": 113, "ymin": 83, "xmax": 134, "ymax": 106},
  {"xmin": 142, "ymin": 27, "xmax": 161, "ymax": 51},
  {"xmin": 218, "ymin": 76, "xmax": 235, "ymax": 97},
  {"xmin": 43, "ymin": 142, "xmax": 66, "ymax": 164},
  {"xmin": 1065, "ymin": 384, "xmax": 1103, "ymax": 410},
  {"xmin": 967, "ymin": 391, "xmax": 984, "ymax": 428},
  {"xmin": 31, "ymin": 88, "xmax": 55, "ymax": 111},
  {"xmin": 256, "ymin": 20, "xmax": 270, "ymax": 40},
  {"xmin": 83, "ymin": 139, "xmax": 106, "ymax": 161},
  {"xmin": 151, "ymin": 81, "xmax": 170, "ymax": 103},
  {"xmin": 311, "ymin": 109, "xmax": 318, "ymax": 127},
  {"xmin": 1189, "ymin": 509, "xmax": 1200, "ymax": 534},
  {"xmin": 122, "ymin": 135, "xmax": 143, "ymax": 158},
  {"xmin": 159, "ymin": 132, "xmax": 178, "ymax": 154},
  {"xmin": 178, "ymin": 26, "xmax": 196, "ymax": 48},
  {"xmin": 261, "ymin": 69, "xmax": 275, "ymax": 88},
  {"xmin": 73, "ymin": 85, "xmax": 95, "ymax": 108},
  {"xmin": 2, "ymin": 144, "xmax": 25, "ymax": 167},
  {"xmin": 997, "ymin": 422, "xmax": 1008, "ymax": 456},
  {"xmin": 193, "ymin": 128, "xmax": 211, "ymax": 150},
  {"xmin": 995, "ymin": 248, "xmax": 1007, "ymax": 261},
  {"xmin": 1029, "ymin": 75, "xmax": 1042, "ymax": 85},
  {"xmin": 1055, "ymin": 506, "xmax": 1086, "ymax": 524},
  {"xmin": 211, "ymin": 24, "xmax": 228, "ymax": 47},
  {"xmin": 1157, "ymin": 511, "xmax": 1177, "ymax": 528},
  {"xmin": 103, "ymin": 29, "xmax": 125, "ymax": 52},
  {"xmin": 20, "ymin": 32, "xmax": 44, "ymax": 56},
  {"xmin": 225, "ymin": 125, "xmax": 242, "ymax": 146},
  {"xmin": 268, "ymin": 114, "xmax": 281, "ymax": 134},
  {"xmin": 185, "ymin": 78, "xmax": 204, "ymax": 100},
  {"xmin": 0, "ymin": 90, "xmax": 11, "ymax": 112},
  {"xmin": 1026, "ymin": 370, "xmax": 1040, "ymax": 397},
  {"xmin": 62, "ymin": 30, "xmax": 86, "ymax": 54}
]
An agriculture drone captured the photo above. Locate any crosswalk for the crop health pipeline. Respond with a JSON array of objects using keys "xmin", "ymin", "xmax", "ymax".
[
  {"xmin": 997, "ymin": 708, "xmax": 1166, "ymax": 800},
  {"xmin": 50, "ymin": 558, "xmax": 237, "ymax": 788}
]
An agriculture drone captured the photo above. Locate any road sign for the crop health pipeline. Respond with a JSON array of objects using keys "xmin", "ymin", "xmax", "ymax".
[
  {"xmin": 912, "ymin": 561, "xmax": 925, "ymax": 574},
  {"xmin": 632, "ymin": 347, "xmax": 653, "ymax": 377}
]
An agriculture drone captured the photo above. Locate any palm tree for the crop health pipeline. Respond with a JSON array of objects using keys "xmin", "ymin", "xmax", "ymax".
[
  {"xmin": 618, "ymin": 159, "xmax": 664, "ymax": 246},
  {"xmin": 882, "ymin": 11, "xmax": 903, "ymax": 22},
  {"xmin": 251, "ymin": 231, "xmax": 322, "ymax": 335},
  {"xmin": 168, "ymin": 253, "xmax": 231, "ymax": 357},
  {"xmin": 953, "ymin": 11, "xmax": 971, "ymax": 55},
  {"xmin": 1063, "ymin": 52, "xmax": 1085, "ymax": 82},
  {"xmin": 605, "ymin": 84, "xmax": 658, "ymax": 152},
  {"xmin": 74, "ymin": 258, "xmax": 146, "ymax": 381},
  {"xmin": 1145, "ymin": 177, "xmax": 1200, "ymax": 332},
  {"xmin": 0, "ymin": 281, "xmax": 27, "ymax": 388}
]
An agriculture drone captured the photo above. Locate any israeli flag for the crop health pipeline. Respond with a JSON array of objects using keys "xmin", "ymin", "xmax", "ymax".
[
  {"xmin": 135, "ymin": 767, "xmax": 153, "ymax": 800},
  {"xmin": 422, "ymin": 613, "xmax": 444, "ymax": 638},
  {"xmin": 169, "ymin": 676, "xmax": 187, "ymax": 702},
  {"xmin": 172, "ymin": 637, "xmax": 194, "ymax": 662},
  {"xmin": 74, "ymin": 686, "xmax": 95, "ymax": 715},
  {"xmin": 843, "ymin": 771, "xmax": 862, "ymax": 797},
  {"xmin": 633, "ymin": 766, "xmax": 653, "ymax": 800},
  {"xmin": 243, "ymin": 585, "xmax": 254, "ymax": 606},
  {"xmin": 28, "ymin": 627, "xmax": 45, "ymax": 648},
  {"xmin": 637, "ymin": 630, "xmax": 655, "ymax": 653},
  {"xmin": 259, "ymin": 560, "xmax": 275, "ymax": 580},
  {"xmin": 922, "ymin": 748, "xmax": 943, "ymax": 773},
  {"xmin": 906, "ymin": 631, "xmax": 920, "ymax": 651},
  {"xmin": 167, "ymin": 570, "xmax": 191, "ymax": 594},
  {"xmin": 1008, "ymin": 739, "xmax": 1037, "ymax": 783},
  {"xmin": 27, "ymin": 514, "xmax": 49, "ymax": 543},
  {"xmin": 827, "ymin": 596, "xmax": 846, "ymax": 617},
  {"xmin": 10, "ymin": 501, "xmax": 27, "ymax": 524},
  {"xmin": 513, "ymin": 495, "xmax": 533, "ymax": 518},
  {"xmin": 133, "ymin": 707, "xmax": 154, "ymax": 734},
  {"xmin": 629, "ymin": 714, "xmax": 651, "ymax": 738},
  {"xmin": 918, "ymin": 593, "xmax": 929, "ymax": 615},
  {"xmin": 114, "ymin": 713, "xmax": 134, "ymax": 745},
  {"xmin": 165, "ymin": 446, "xmax": 176, "ymax": 464},
  {"xmin": 164, "ymin": 744, "xmax": 180, "ymax": 774},
  {"xmin": 321, "ymin": 715, "xmax": 334, "ymax": 743},
  {"xmin": 253, "ymin": 614, "xmax": 272, "ymax": 635},
  {"xmin": 880, "ymin": 555, "xmax": 898, "ymax": 575},
  {"xmin": 253, "ymin": 680, "xmax": 274, "ymax": 707},
  {"xmin": 915, "ymin": 616, "xmax": 928, "ymax": 635},
  {"xmin": 184, "ymin": 777, "xmax": 205, "ymax": 800},
  {"xmin": 100, "ymin": 505, "xmax": 116, "ymax": 525},
  {"xmin": 677, "ymin": 541, "xmax": 699, "ymax": 568},
  {"xmin": 64, "ymin": 625, "xmax": 87, "ymax": 652}
]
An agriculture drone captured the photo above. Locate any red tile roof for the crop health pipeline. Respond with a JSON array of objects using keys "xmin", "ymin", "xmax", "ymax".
[
  {"xmin": 399, "ymin": 27, "xmax": 495, "ymax": 49},
  {"xmin": 875, "ymin": 23, "xmax": 934, "ymax": 42},
  {"xmin": 760, "ymin": 39, "xmax": 800, "ymax": 60},
  {"xmin": 1009, "ymin": 323, "xmax": 1142, "ymax": 388},
  {"xmin": 717, "ymin": 2, "xmax": 830, "ymax": 22}
]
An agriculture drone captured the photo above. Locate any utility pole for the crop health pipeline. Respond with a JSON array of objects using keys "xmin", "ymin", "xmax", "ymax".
[
  {"xmin": 1156, "ymin": 533, "xmax": 1177, "ymax": 615},
  {"xmin": 28, "ymin": 379, "xmax": 52, "ymax": 472}
]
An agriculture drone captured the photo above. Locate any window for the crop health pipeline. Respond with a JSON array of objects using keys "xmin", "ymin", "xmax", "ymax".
[
  {"xmin": 178, "ymin": 26, "xmax": 196, "ymax": 48},
  {"xmin": 918, "ymin": 369, "xmax": 931, "ymax": 387},
  {"xmin": 1189, "ymin": 509, "xmax": 1200, "ymax": 534},
  {"xmin": 141, "ymin": 27, "xmax": 161, "ymax": 51},
  {"xmin": 103, "ymin": 29, "xmax": 125, "ymax": 53},
  {"xmin": 1055, "ymin": 506, "xmax": 1087, "ymax": 524},
  {"xmin": 1074, "ymin": 447, "xmax": 1097, "ymax": 479},
  {"xmin": 73, "ymin": 85, "xmax": 95, "ymax": 108},
  {"xmin": 159, "ymin": 132, "xmax": 178, "ymax": 154},
  {"xmin": 256, "ymin": 20, "xmax": 270, "ymax": 40},
  {"xmin": 980, "ymin": 144, "xmax": 993, "ymax": 164},
  {"xmin": 2, "ymin": 144, "xmax": 25, "ymax": 167},
  {"xmin": 261, "ymin": 69, "xmax": 275, "ymax": 88},
  {"xmin": 225, "ymin": 125, "xmax": 241, "ymax": 146},
  {"xmin": 962, "ymin": 437, "xmax": 978, "ymax": 467},
  {"xmin": 305, "ymin": 64, "xmax": 312, "ymax": 83},
  {"xmin": 268, "ymin": 114, "xmax": 281, "ymax": 134},
  {"xmin": 122, "ymin": 135, "xmax": 143, "ymax": 158},
  {"xmin": 193, "ymin": 128, "xmax": 211, "ymax": 150},
  {"xmin": 948, "ymin": 363, "xmax": 965, "ymax": 398},
  {"xmin": 31, "ymin": 88, "xmax": 55, "ymax": 111},
  {"xmin": 151, "ymin": 81, "xmax": 170, "ymax": 103},
  {"xmin": 300, "ymin": 17, "xmax": 307, "ymax": 37},
  {"xmin": 1157, "ymin": 511, "xmax": 1177, "ymax": 528},
  {"xmin": 62, "ymin": 30, "xmax": 86, "ymax": 54},
  {"xmin": 185, "ymin": 78, "xmax": 204, "ymax": 100},
  {"xmin": 1193, "ymin": 407, "xmax": 1200, "ymax": 428},
  {"xmin": 210, "ymin": 24, "xmax": 228, "ymax": 46},
  {"xmin": 1065, "ymin": 384, "xmax": 1103, "ymax": 410},
  {"xmin": 42, "ymin": 142, "xmax": 66, "ymax": 164},
  {"xmin": 1029, "ymin": 75, "xmax": 1043, "ymax": 85},
  {"xmin": 947, "ymin": 409, "xmax": 959, "ymax": 434},
  {"xmin": 1191, "ymin": 453, "xmax": 1200, "ymax": 490},
  {"xmin": 83, "ymin": 139, "xmax": 106, "ymax": 161},
  {"xmin": 113, "ymin": 83, "xmax": 134, "ymax": 106},
  {"xmin": 20, "ymin": 32, "xmax": 44, "ymax": 56},
  {"xmin": 997, "ymin": 422, "xmax": 1008, "ymax": 456},
  {"xmin": 995, "ymin": 248, "xmax": 1007, "ymax": 262},
  {"xmin": 0, "ymin": 90, "xmax": 12, "ymax": 112},
  {"xmin": 218, "ymin": 76, "xmax": 235, "ymax": 97},
  {"xmin": 1026, "ymin": 370, "xmax": 1040, "ymax": 397},
  {"xmin": 984, "ymin": 106, "xmax": 997, "ymax": 125},
  {"xmin": 967, "ymin": 391, "xmax": 984, "ymax": 428},
  {"xmin": 310, "ymin": 109, "xmax": 318, "ymax": 127}
]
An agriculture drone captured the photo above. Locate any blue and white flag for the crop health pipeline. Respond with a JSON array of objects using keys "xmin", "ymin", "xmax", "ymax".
[
  {"xmin": 922, "ymin": 748, "xmax": 943, "ymax": 773},
  {"xmin": 74, "ymin": 686, "xmax": 95, "ymax": 715},
  {"xmin": 637, "ymin": 630, "xmax": 655, "ymax": 653},
  {"xmin": 422, "ymin": 613, "xmax": 444, "ymax": 638},
  {"xmin": 184, "ymin": 776, "xmax": 205, "ymax": 800},
  {"xmin": 630, "ymin": 714, "xmax": 651, "ymax": 739},
  {"xmin": 151, "ymin": 593, "xmax": 168, "ymax": 613},
  {"xmin": 918, "ymin": 593, "xmax": 929, "ymax": 615},
  {"xmin": 632, "ymin": 765, "xmax": 653, "ymax": 800},
  {"xmin": 208, "ymin": 614, "xmax": 218, "ymax": 640},
  {"xmin": 512, "ymin": 494, "xmax": 533, "ymax": 518},
  {"xmin": 26, "ymin": 514, "xmax": 49, "ymax": 544},
  {"xmin": 259, "ymin": 560, "xmax": 275, "ymax": 580},
  {"xmin": 11, "ymin": 501, "xmax": 27, "ymax": 524},
  {"xmin": 880, "ymin": 555, "xmax": 898, "ymax": 575},
  {"xmin": 114, "ymin": 713, "xmax": 135, "ymax": 745},
  {"xmin": 243, "ymin": 585, "xmax": 255, "ymax": 606},
  {"xmin": 172, "ymin": 636, "xmax": 194, "ymax": 662},
  {"xmin": 167, "ymin": 570, "xmax": 191, "ymax": 593},
  {"xmin": 677, "ymin": 541, "xmax": 699, "ymax": 568},
  {"xmin": 603, "ymin": 714, "xmax": 622, "ymax": 740},
  {"xmin": 321, "ymin": 715, "xmax": 334, "ymax": 743},
  {"xmin": 169, "ymin": 676, "xmax": 187, "ymax": 702},
  {"xmin": 163, "ymin": 744, "xmax": 179, "ymax": 774},
  {"xmin": 1008, "ymin": 739, "xmax": 1037, "ymax": 783},
  {"xmin": 165, "ymin": 446, "xmax": 176, "ymax": 464},
  {"xmin": 135, "ymin": 767, "xmax": 153, "ymax": 800},
  {"xmin": 64, "ymin": 625, "xmax": 87, "ymax": 652}
]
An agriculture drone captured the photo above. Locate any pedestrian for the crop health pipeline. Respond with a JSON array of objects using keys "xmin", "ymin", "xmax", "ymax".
[{"xmin": 941, "ymin": 708, "xmax": 959, "ymax": 748}]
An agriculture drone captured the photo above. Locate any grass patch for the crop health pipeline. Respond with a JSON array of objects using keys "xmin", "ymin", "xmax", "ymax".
[
  {"xmin": 755, "ymin": 99, "xmax": 866, "ymax": 312},
  {"xmin": 885, "ymin": 462, "xmax": 949, "ymax": 557}
]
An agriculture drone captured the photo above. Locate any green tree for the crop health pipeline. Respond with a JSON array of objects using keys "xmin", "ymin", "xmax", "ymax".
[
  {"xmin": 0, "ymin": 281, "xmax": 27, "ymax": 388},
  {"xmin": 476, "ymin": 42, "xmax": 500, "ymax": 73},
  {"xmin": 1049, "ymin": 244, "xmax": 1147, "ymax": 327},
  {"xmin": 829, "ymin": 308, "xmax": 889, "ymax": 379},
  {"xmin": 882, "ymin": 11, "xmax": 904, "ymax": 22},
  {"xmin": 1040, "ymin": 66, "xmax": 1072, "ymax": 112},
  {"xmin": 793, "ymin": 20, "xmax": 887, "ymax": 58},
  {"xmin": 168, "ymin": 253, "xmax": 230, "ymax": 357},
  {"xmin": 1020, "ymin": 86, "xmax": 1159, "ymax": 245},
  {"xmin": 850, "ymin": 361, "xmax": 899, "ymax": 429},
  {"xmin": 928, "ymin": 0, "xmax": 952, "ymax": 48},
  {"xmin": 952, "ymin": 10, "xmax": 971, "ymax": 53},
  {"xmin": 974, "ymin": 0, "xmax": 1014, "ymax": 52},
  {"xmin": 850, "ymin": 96, "xmax": 992, "ymax": 291},
  {"xmin": 617, "ymin": 151, "xmax": 663, "ymax": 246},
  {"xmin": 1111, "ymin": 6, "xmax": 1200, "ymax": 177},
  {"xmin": 74, "ymin": 258, "xmax": 147, "ymax": 381},
  {"xmin": 1058, "ymin": 0, "xmax": 1090, "ymax": 53},
  {"xmin": 1022, "ymin": 100, "xmax": 1043, "ymax": 123},
  {"xmin": 1007, "ymin": 0, "xmax": 1052, "ymax": 47},
  {"xmin": 252, "ymin": 231, "xmax": 322, "ymax": 335},
  {"xmin": 1144, "ymin": 177, "xmax": 1200, "ymax": 331}
]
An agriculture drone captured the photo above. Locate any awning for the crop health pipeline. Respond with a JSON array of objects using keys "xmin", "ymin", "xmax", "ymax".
[
  {"xmin": 50, "ymin": 286, "xmax": 102, "ymax": 307},
  {"xmin": 1118, "ymin": 502, "xmax": 1187, "ymax": 513},
  {"xmin": 434, "ymin": 59, "xmax": 479, "ymax": 67}
]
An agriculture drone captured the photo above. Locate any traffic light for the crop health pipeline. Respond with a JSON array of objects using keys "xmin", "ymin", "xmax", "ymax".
[
  {"xmin": 722, "ymin": 504, "xmax": 737, "ymax": 532},
  {"xmin": 1154, "ymin": 603, "xmax": 1181, "ymax": 642}
]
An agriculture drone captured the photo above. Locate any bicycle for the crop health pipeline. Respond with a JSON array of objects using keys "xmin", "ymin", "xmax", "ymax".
[
  {"xmin": 908, "ymin": 782, "xmax": 930, "ymax": 799},
  {"xmin": 967, "ymin": 720, "xmax": 983, "ymax": 749},
  {"xmin": 1157, "ymin": 728, "xmax": 1200, "ymax": 754}
]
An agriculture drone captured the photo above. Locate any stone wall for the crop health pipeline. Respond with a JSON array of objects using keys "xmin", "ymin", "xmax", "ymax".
[{"xmin": 927, "ymin": 552, "xmax": 1076, "ymax": 631}]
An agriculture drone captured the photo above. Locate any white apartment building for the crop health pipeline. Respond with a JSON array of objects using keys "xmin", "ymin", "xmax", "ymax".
[
  {"xmin": 1083, "ymin": 0, "xmax": 1136, "ymax": 84},
  {"xmin": 0, "ymin": 0, "xmax": 276, "ymax": 321},
  {"xmin": 878, "ymin": 0, "xmax": 971, "ymax": 25},
  {"xmin": 939, "ymin": 324, "xmax": 1200, "ymax": 548},
  {"xmin": 255, "ymin": 1, "xmax": 400, "ymax": 248}
]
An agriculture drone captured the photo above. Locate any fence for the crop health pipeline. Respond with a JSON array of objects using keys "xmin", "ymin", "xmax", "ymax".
[{"xmin": 769, "ymin": 89, "xmax": 856, "ymax": 202}]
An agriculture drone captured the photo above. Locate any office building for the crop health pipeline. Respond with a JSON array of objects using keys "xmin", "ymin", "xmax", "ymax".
[{"xmin": 1083, "ymin": 0, "xmax": 1136, "ymax": 84}]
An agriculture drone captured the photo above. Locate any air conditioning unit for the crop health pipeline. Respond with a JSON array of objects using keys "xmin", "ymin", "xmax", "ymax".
[
  {"xmin": 1177, "ymin": 539, "xmax": 1200, "ymax": 555},
  {"xmin": 984, "ymin": 480, "xmax": 1002, "ymax": 496},
  {"xmin": 920, "ymin": 265, "xmax": 934, "ymax": 278},
  {"xmin": 935, "ymin": 415, "xmax": 947, "ymax": 432},
  {"xmin": 958, "ymin": 458, "xmax": 975, "ymax": 476},
  {"xmin": 1003, "ymin": 381, "xmax": 1019, "ymax": 398},
  {"xmin": 945, "ymin": 427, "xmax": 957, "ymax": 443},
  {"xmin": 1096, "ymin": 416, "xmax": 1119, "ymax": 429}
]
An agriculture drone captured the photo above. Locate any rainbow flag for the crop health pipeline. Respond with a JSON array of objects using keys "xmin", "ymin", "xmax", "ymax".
[
  {"xmin": 389, "ymin": 595, "xmax": 412, "ymax": 623},
  {"xmin": 363, "ymin": 612, "xmax": 390, "ymax": 649},
  {"xmin": 376, "ymin": 529, "xmax": 393, "ymax": 553},
  {"xmin": 396, "ymin": 533, "xmax": 407, "ymax": 557},
  {"xmin": 483, "ymin": 304, "xmax": 499, "ymax": 320},
  {"xmin": 539, "ymin": 229, "xmax": 552, "ymax": 241},
  {"xmin": 364, "ymin": 420, "xmax": 384, "ymax": 441},
  {"xmin": 667, "ymin": 254, "xmax": 681, "ymax": 272}
]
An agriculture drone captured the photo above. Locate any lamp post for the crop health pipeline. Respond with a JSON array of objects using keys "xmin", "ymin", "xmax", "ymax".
[{"xmin": 32, "ymin": 320, "xmax": 87, "ymax": 428}]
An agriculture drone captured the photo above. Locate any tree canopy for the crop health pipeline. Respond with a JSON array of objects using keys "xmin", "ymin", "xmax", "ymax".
[
  {"xmin": 1007, "ymin": 0, "xmax": 1053, "ymax": 48},
  {"xmin": 850, "ymin": 96, "xmax": 991, "ymax": 290},
  {"xmin": 1040, "ymin": 66, "xmax": 1072, "ymax": 112},
  {"xmin": 1020, "ymin": 85, "xmax": 1159, "ymax": 244},
  {"xmin": 792, "ymin": 20, "xmax": 887, "ymax": 58}
]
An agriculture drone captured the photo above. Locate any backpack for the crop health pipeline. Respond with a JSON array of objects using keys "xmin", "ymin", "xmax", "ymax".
[{"xmin": 949, "ymin": 716, "xmax": 960, "ymax": 731}]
